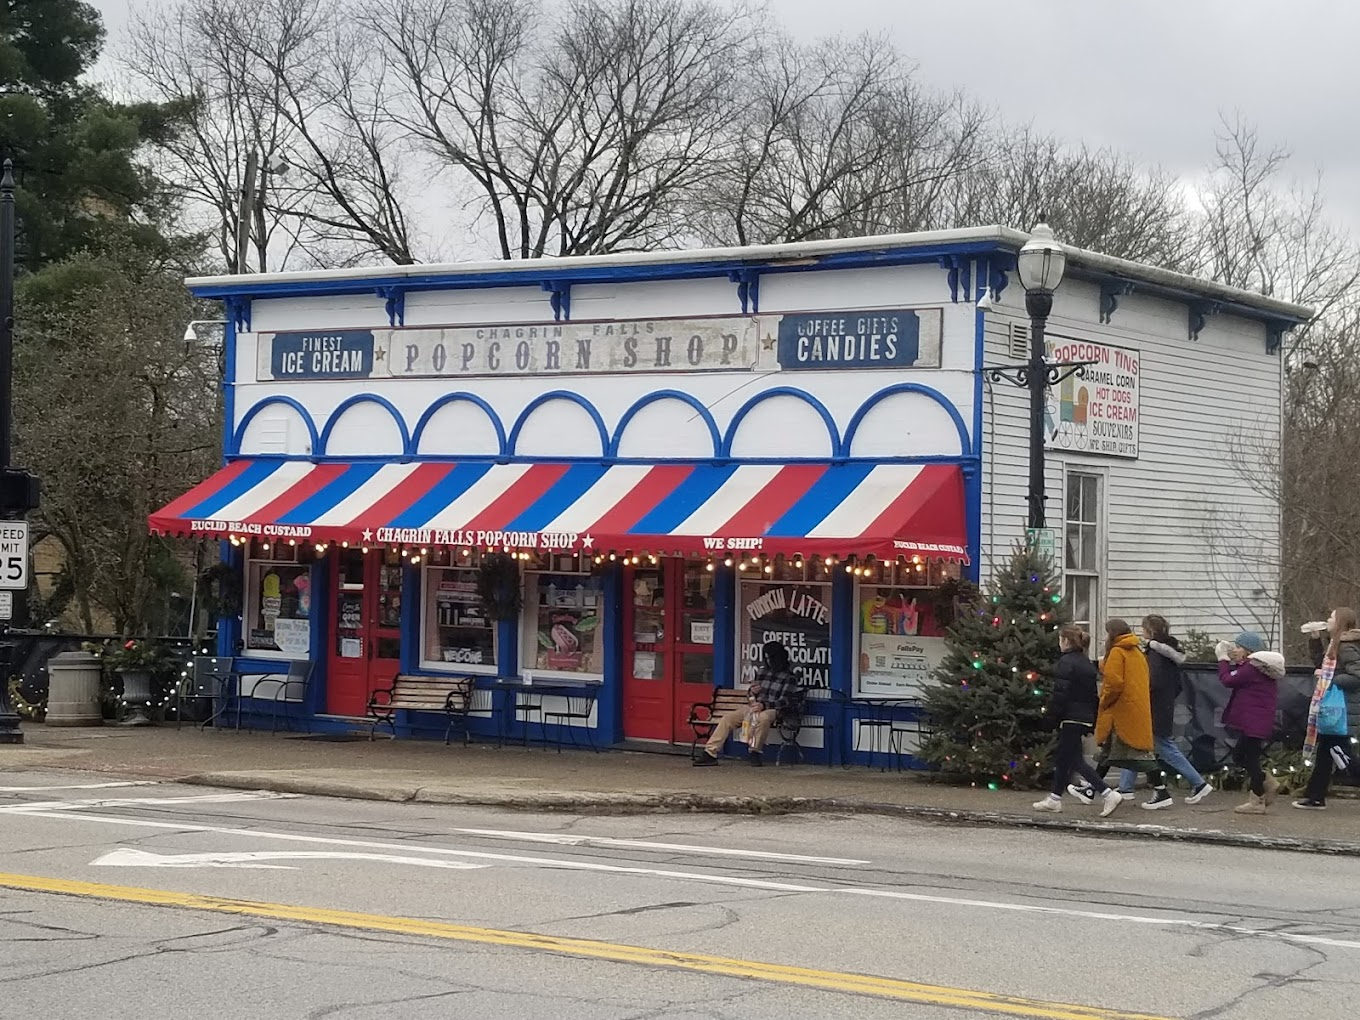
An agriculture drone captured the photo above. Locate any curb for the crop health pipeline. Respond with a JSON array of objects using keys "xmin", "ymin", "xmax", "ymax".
[{"xmin": 180, "ymin": 773, "xmax": 1360, "ymax": 857}]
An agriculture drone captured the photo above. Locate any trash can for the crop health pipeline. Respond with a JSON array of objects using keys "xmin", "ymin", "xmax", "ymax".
[{"xmin": 45, "ymin": 651, "xmax": 105, "ymax": 727}]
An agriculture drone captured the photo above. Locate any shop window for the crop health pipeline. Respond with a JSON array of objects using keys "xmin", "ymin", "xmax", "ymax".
[
  {"xmin": 853, "ymin": 558, "xmax": 958, "ymax": 699},
  {"xmin": 522, "ymin": 563, "xmax": 604, "ymax": 679},
  {"xmin": 244, "ymin": 542, "xmax": 312, "ymax": 657},
  {"xmin": 1064, "ymin": 472, "xmax": 1102, "ymax": 630},
  {"xmin": 738, "ymin": 578, "xmax": 832, "ymax": 691},
  {"xmin": 423, "ymin": 566, "xmax": 496, "ymax": 672}
]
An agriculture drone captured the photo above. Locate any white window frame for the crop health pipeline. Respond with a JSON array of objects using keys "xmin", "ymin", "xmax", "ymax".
[
  {"xmin": 1063, "ymin": 468, "xmax": 1106, "ymax": 635},
  {"xmin": 243, "ymin": 553, "xmax": 312, "ymax": 661},
  {"xmin": 420, "ymin": 563, "xmax": 498, "ymax": 675}
]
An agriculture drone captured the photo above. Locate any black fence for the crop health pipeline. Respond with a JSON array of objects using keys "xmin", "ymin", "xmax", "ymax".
[{"xmin": 1177, "ymin": 662, "xmax": 1318, "ymax": 772}]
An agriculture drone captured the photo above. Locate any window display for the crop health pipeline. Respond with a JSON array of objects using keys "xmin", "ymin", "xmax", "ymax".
[
  {"xmin": 522, "ymin": 570, "xmax": 604, "ymax": 677},
  {"xmin": 854, "ymin": 559, "xmax": 957, "ymax": 698},
  {"xmin": 246, "ymin": 552, "xmax": 312, "ymax": 655},
  {"xmin": 423, "ymin": 567, "xmax": 496, "ymax": 671},
  {"xmin": 738, "ymin": 580, "xmax": 832, "ymax": 689}
]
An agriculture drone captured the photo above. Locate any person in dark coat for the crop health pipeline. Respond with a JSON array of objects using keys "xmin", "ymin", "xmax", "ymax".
[
  {"xmin": 1033, "ymin": 627, "xmax": 1120, "ymax": 815},
  {"xmin": 1216, "ymin": 631, "xmax": 1284, "ymax": 814},
  {"xmin": 1120, "ymin": 615, "xmax": 1212, "ymax": 808},
  {"xmin": 1294, "ymin": 607, "xmax": 1360, "ymax": 809}
]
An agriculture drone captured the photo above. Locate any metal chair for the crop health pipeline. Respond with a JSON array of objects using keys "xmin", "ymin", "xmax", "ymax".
[
  {"xmin": 541, "ymin": 688, "xmax": 599, "ymax": 753},
  {"xmin": 271, "ymin": 659, "xmax": 313, "ymax": 734},
  {"xmin": 184, "ymin": 656, "xmax": 235, "ymax": 732}
]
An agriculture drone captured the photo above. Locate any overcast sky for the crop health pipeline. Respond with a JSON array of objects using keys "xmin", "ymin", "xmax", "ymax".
[{"xmin": 87, "ymin": 0, "xmax": 1360, "ymax": 231}]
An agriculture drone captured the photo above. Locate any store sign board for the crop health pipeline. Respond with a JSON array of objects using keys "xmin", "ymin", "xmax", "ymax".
[
  {"xmin": 1045, "ymin": 338, "xmax": 1140, "ymax": 459},
  {"xmin": 738, "ymin": 582, "xmax": 832, "ymax": 690},
  {"xmin": 267, "ymin": 330, "xmax": 375, "ymax": 380},
  {"xmin": 252, "ymin": 307, "xmax": 947, "ymax": 381},
  {"xmin": 857, "ymin": 634, "xmax": 949, "ymax": 697},
  {"xmin": 775, "ymin": 309, "xmax": 943, "ymax": 371}
]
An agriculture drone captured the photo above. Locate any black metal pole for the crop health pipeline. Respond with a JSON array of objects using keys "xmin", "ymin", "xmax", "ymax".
[
  {"xmin": 1024, "ymin": 288, "xmax": 1053, "ymax": 533},
  {"xmin": 0, "ymin": 160, "xmax": 20, "ymax": 743}
]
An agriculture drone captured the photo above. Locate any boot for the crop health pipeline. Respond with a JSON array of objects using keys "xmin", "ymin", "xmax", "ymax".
[
  {"xmin": 1263, "ymin": 775, "xmax": 1280, "ymax": 805},
  {"xmin": 1234, "ymin": 792, "xmax": 1267, "ymax": 815}
]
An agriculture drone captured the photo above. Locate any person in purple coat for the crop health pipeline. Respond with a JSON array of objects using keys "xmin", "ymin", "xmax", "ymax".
[{"xmin": 1216, "ymin": 631, "xmax": 1284, "ymax": 815}]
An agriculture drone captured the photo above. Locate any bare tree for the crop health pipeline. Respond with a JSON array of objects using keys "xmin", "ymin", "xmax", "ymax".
[{"xmin": 369, "ymin": 0, "xmax": 754, "ymax": 259}]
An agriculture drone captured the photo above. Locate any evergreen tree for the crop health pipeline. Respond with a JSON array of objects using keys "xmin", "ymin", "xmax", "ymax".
[
  {"xmin": 920, "ymin": 545, "xmax": 1071, "ymax": 789},
  {"xmin": 0, "ymin": 0, "xmax": 183, "ymax": 269}
]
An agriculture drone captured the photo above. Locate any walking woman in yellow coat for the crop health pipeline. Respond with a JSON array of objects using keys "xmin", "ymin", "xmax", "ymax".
[{"xmin": 1093, "ymin": 619, "xmax": 1170, "ymax": 817}]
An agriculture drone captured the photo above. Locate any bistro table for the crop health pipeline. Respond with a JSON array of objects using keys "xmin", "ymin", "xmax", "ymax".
[{"xmin": 492, "ymin": 675, "xmax": 604, "ymax": 750}]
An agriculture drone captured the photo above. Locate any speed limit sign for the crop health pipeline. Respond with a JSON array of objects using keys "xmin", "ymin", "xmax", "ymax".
[{"xmin": 0, "ymin": 521, "xmax": 28, "ymax": 589}]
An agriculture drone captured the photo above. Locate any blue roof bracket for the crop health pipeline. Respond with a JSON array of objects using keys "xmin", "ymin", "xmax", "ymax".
[
  {"xmin": 1265, "ymin": 320, "xmax": 1292, "ymax": 356},
  {"xmin": 1188, "ymin": 300, "xmax": 1220, "ymax": 341},
  {"xmin": 728, "ymin": 269, "xmax": 761, "ymax": 314},
  {"xmin": 937, "ymin": 255, "xmax": 970, "ymax": 303},
  {"xmin": 376, "ymin": 286, "xmax": 406, "ymax": 327},
  {"xmin": 541, "ymin": 280, "xmax": 572, "ymax": 322},
  {"xmin": 985, "ymin": 254, "xmax": 1013, "ymax": 302},
  {"xmin": 225, "ymin": 295, "xmax": 251, "ymax": 332},
  {"xmin": 1099, "ymin": 281, "xmax": 1135, "ymax": 324}
]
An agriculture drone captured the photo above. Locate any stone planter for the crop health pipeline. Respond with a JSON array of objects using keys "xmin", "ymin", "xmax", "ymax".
[
  {"xmin": 118, "ymin": 669, "xmax": 154, "ymax": 727},
  {"xmin": 46, "ymin": 651, "xmax": 104, "ymax": 726}
]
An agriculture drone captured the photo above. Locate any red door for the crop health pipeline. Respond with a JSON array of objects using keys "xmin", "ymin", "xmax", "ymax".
[
  {"xmin": 327, "ymin": 549, "xmax": 403, "ymax": 716},
  {"xmin": 622, "ymin": 559, "xmax": 715, "ymax": 743}
]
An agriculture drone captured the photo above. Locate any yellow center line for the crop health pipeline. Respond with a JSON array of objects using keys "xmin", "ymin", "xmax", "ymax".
[{"xmin": 0, "ymin": 871, "xmax": 1174, "ymax": 1020}]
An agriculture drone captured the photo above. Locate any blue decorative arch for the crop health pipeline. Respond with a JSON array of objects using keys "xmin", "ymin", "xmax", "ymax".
[
  {"xmin": 232, "ymin": 396, "xmax": 320, "ymax": 456},
  {"xmin": 608, "ymin": 390, "xmax": 721, "ymax": 459},
  {"xmin": 411, "ymin": 392, "xmax": 508, "ymax": 457},
  {"xmin": 318, "ymin": 394, "xmax": 412, "ymax": 456},
  {"xmin": 721, "ymin": 387, "xmax": 841, "ymax": 460},
  {"xmin": 841, "ymin": 383, "xmax": 972, "ymax": 458},
  {"xmin": 507, "ymin": 390, "xmax": 609, "ymax": 458}
]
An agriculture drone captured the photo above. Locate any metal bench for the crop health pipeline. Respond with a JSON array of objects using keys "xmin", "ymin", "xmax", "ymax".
[
  {"xmin": 368, "ymin": 675, "xmax": 476, "ymax": 745},
  {"xmin": 686, "ymin": 686, "xmax": 750, "ymax": 760}
]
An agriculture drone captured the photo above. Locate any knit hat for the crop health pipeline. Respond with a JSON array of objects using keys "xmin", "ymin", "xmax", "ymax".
[{"xmin": 1233, "ymin": 632, "xmax": 1265, "ymax": 654}]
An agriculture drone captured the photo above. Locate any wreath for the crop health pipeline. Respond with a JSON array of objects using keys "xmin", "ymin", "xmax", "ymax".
[
  {"xmin": 926, "ymin": 576, "xmax": 982, "ymax": 629},
  {"xmin": 196, "ymin": 560, "xmax": 244, "ymax": 619},
  {"xmin": 476, "ymin": 553, "xmax": 523, "ymax": 621}
]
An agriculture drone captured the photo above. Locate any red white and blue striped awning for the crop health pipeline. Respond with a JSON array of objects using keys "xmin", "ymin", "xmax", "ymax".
[{"xmin": 150, "ymin": 460, "xmax": 969, "ymax": 561}]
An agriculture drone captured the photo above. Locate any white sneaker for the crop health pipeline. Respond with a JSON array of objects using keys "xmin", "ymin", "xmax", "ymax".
[
  {"xmin": 1185, "ymin": 782, "xmax": 1214, "ymax": 805},
  {"xmin": 1100, "ymin": 788, "xmax": 1123, "ymax": 817},
  {"xmin": 1032, "ymin": 795, "xmax": 1062, "ymax": 813},
  {"xmin": 1119, "ymin": 791, "xmax": 1135, "ymax": 801},
  {"xmin": 1067, "ymin": 783, "xmax": 1096, "ymax": 805}
]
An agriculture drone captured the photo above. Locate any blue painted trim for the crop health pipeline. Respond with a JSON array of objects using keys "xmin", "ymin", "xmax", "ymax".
[
  {"xmin": 722, "ymin": 387, "xmax": 841, "ymax": 460},
  {"xmin": 830, "ymin": 572, "xmax": 855, "ymax": 765},
  {"xmin": 306, "ymin": 555, "xmax": 329, "ymax": 715},
  {"xmin": 713, "ymin": 564, "xmax": 735, "ymax": 688},
  {"xmin": 841, "ymin": 383, "xmax": 972, "ymax": 458},
  {"xmin": 318, "ymin": 394, "xmax": 413, "ymax": 456},
  {"xmin": 607, "ymin": 390, "xmax": 722, "ymax": 459},
  {"xmin": 410, "ymin": 392, "xmax": 508, "ymax": 458},
  {"xmin": 232, "ymin": 396, "xmax": 321, "ymax": 457},
  {"xmin": 507, "ymin": 390, "xmax": 609, "ymax": 458},
  {"xmin": 541, "ymin": 280, "xmax": 572, "ymax": 321},
  {"xmin": 599, "ymin": 563, "xmax": 624, "ymax": 744},
  {"xmin": 216, "ymin": 541, "xmax": 242, "ymax": 657},
  {"xmin": 400, "ymin": 563, "xmax": 421, "ymax": 673},
  {"xmin": 189, "ymin": 241, "xmax": 1018, "ymax": 300},
  {"xmin": 969, "ymin": 303, "xmax": 986, "ymax": 584}
]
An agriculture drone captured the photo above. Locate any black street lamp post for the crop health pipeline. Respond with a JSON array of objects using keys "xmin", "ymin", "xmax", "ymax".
[
  {"xmin": 0, "ymin": 159, "xmax": 42, "ymax": 746},
  {"xmin": 986, "ymin": 222, "xmax": 1091, "ymax": 537}
]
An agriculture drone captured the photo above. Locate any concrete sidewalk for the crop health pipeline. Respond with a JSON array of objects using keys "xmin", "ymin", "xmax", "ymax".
[{"xmin": 5, "ymin": 724, "xmax": 1360, "ymax": 855}]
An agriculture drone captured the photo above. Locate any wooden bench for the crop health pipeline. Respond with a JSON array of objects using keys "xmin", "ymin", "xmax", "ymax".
[
  {"xmin": 368, "ymin": 675, "xmax": 476, "ymax": 745},
  {"xmin": 686, "ymin": 686, "xmax": 751, "ymax": 760}
]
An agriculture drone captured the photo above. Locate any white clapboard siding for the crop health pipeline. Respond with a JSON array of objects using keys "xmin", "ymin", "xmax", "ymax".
[{"xmin": 980, "ymin": 277, "xmax": 1281, "ymax": 647}]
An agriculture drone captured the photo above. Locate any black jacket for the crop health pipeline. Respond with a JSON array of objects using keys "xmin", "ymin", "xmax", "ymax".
[
  {"xmin": 1049, "ymin": 650, "xmax": 1098, "ymax": 726},
  {"xmin": 1146, "ymin": 637, "xmax": 1186, "ymax": 738},
  {"xmin": 1310, "ymin": 631, "xmax": 1360, "ymax": 735}
]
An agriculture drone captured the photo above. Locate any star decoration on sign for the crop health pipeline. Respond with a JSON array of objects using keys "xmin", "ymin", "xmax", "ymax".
[
  {"xmin": 582, "ymin": 534, "xmax": 595, "ymax": 549},
  {"xmin": 362, "ymin": 529, "xmax": 373, "ymax": 542},
  {"xmin": 374, "ymin": 349, "xmax": 386, "ymax": 361},
  {"xmin": 761, "ymin": 333, "xmax": 777, "ymax": 351}
]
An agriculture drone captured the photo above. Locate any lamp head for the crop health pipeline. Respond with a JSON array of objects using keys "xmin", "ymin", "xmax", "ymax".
[{"xmin": 1016, "ymin": 221, "xmax": 1067, "ymax": 294}]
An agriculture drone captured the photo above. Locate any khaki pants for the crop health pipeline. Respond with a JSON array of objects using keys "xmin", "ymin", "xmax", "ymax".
[{"xmin": 705, "ymin": 705, "xmax": 777, "ymax": 755}]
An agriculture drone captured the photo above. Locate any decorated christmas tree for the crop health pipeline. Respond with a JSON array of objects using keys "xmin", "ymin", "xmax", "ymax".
[{"xmin": 920, "ymin": 545, "xmax": 1071, "ymax": 789}]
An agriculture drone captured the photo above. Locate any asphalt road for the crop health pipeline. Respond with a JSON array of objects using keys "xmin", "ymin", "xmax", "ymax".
[{"xmin": 2, "ymin": 770, "xmax": 1359, "ymax": 1020}]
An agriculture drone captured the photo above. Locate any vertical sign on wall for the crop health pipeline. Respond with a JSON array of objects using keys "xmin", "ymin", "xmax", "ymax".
[{"xmin": 1045, "ymin": 338, "xmax": 1140, "ymax": 459}]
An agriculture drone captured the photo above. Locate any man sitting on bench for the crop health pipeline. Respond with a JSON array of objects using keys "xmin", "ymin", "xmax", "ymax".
[{"xmin": 693, "ymin": 641, "xmax": 804, "ymax": 767}]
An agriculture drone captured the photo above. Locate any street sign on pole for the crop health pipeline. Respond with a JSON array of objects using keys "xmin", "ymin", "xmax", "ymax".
[
  {"xmin": 1026, "ymin": 526, "xmax": 1061, "ymax": 581},
  {"xmin": 0, "ymin": 592, "xmax": 13, "ymax": 620},
  {"xmin": 0, "ymin": 520, "xmax": 26, "ymax": 590}
]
